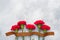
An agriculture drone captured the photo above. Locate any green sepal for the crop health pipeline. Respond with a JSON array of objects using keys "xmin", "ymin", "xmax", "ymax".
[
  {"xmin": 15, "ymin": 29, "xmax": 18, "ymax": 33},
  {"xmin": 43, "ymin": 30, "xmax": 47, "ymax": 33},
  {"xmin": 29, "ymin": 29, "xmax": 32, "ymax": 32},
  {"xmin": 21, "ymin": 24, "xmax": 24, "ymax": 29},
  {"xmin": 37, "ymin": 24, "xmax": 41, "ymax": 29}
]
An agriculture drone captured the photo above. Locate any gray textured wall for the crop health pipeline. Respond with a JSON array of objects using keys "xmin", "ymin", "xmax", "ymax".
[{"xmin": 0, "ymin": 0, "xmax": 60, "ymax": 40}]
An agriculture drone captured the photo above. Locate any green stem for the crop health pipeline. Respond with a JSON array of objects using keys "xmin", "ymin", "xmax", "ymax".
[
  {"xmin": 21, "ymin": 24, "xmax": 24, "ymax": 40},
  {"xmin": 42, "ymin": 30, "xmax": 47, "ymax": 40},
  {"xmin": 29, "ymin": 30, "xmax": 32, "ymax": 40},
  {"xmin": 15, "ymin": 29, "xmax": 18, "ymax": 40},
  {"xmin": 30, "ymin": 36, "xmax": 31, "ymax": 40},
  {"xmin": 32, "ymin": 39, "xmax": 34, "ymax": 40},
  {"xmin": 15, "ymin": 36, "xmax": 18, "ymax": 40},
  {"xmin": 37, "ymin": 25, "xmax": 41, "ymax": 40},
  {"xmin": 38, "ymin": 29, "xmax": 40, "ymax": 40},
  {"xmin": 38, "ymin": 36, "xmax": 40, "ymax": 40},
  {"xmin": 22, "ymin": 29, "xmax": 24, "ymax": 40},
  {"xmin": 42, "ymin": 37, "xmax": 45, "ymax": 40}
]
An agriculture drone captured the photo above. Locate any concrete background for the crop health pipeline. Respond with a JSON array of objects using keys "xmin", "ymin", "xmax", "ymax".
[{"xmin": 0, "ymin": 0, "xmax": 60, "ymax": 40}]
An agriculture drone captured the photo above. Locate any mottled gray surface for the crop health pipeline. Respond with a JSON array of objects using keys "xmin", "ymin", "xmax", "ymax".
[{"xmin": 0, "ymin": 0, "xmax": 60, "ymax": 40}]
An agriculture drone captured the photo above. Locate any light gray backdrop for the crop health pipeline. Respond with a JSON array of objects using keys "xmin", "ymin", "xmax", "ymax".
[{"xmin": 0, "ymin": 0, "xmax": 60, "ymax": 40}]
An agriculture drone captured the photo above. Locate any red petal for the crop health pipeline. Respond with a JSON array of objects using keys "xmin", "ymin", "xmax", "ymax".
[
  {"xmin": 34, "ymin": 20, "xmax": 45, "ymax": 25},
  {"xmin": 11, "ymin": 25, "xmax": 20, "ymax": 31},
  {"xmin": 17, "ymin": 20, "xmax": 26, "ymax": 26},
  {"xmin": 41, "ymin": 25, "xmax": 50, "ymax": 30},
  {"xmin": 26, "ymin": 24, "xmax": 36, "ymax": 30}
]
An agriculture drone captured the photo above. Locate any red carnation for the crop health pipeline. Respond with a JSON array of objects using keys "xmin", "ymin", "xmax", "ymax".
[
  {"xmin": 11, "ymin": 25, "xmax": 20, "ymax": 31},
  {"xmin": 17, "ymin": 20, "xmax": 26, "ymax": 40},
  {"xmin": 17, "ymin": 20, "xmax": 26, "ymax": 26},
  {"xmin": 41, "ymin": 25, "xmax": 50, "ymax": 30},
  {"xmin": 26, "ymin": 24, "xmax": 36, "ymax": 30},
  {"xmin": 26, "ymin": 24, "xmax": 35, "ymax": 40},
  {"xmin": 34, "ymin": 20, "xmax": 45, "ymax": 25}
]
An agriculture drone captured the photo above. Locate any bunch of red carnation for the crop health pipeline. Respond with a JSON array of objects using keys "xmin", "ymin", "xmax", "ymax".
[
  {"xmin": 11, "ymin": 20, "xmax": 50, "ymax": 32},
  {"xmin": 10, "ymin": 20, "xmax": 51, "ymax": 40}
]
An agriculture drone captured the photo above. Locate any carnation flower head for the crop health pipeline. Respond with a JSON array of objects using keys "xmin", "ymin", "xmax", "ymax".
[
  {"xmin": 11, "ymin": 25, "xmax": 20, "ymax": 31},
  {"xmin": 26, "ymin": 24, "xmax": 36, "ymax": 30},
  {"xmin": 17, "ymin": 20, "xmax": 26, "ymax": 26},
  {"xmin": 41, "ymin": 25, "xmax": 50, "ymax": 30},
  {"xmin": 34, "ymin": 20, "xmax": 45, "ymax": 25}
]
